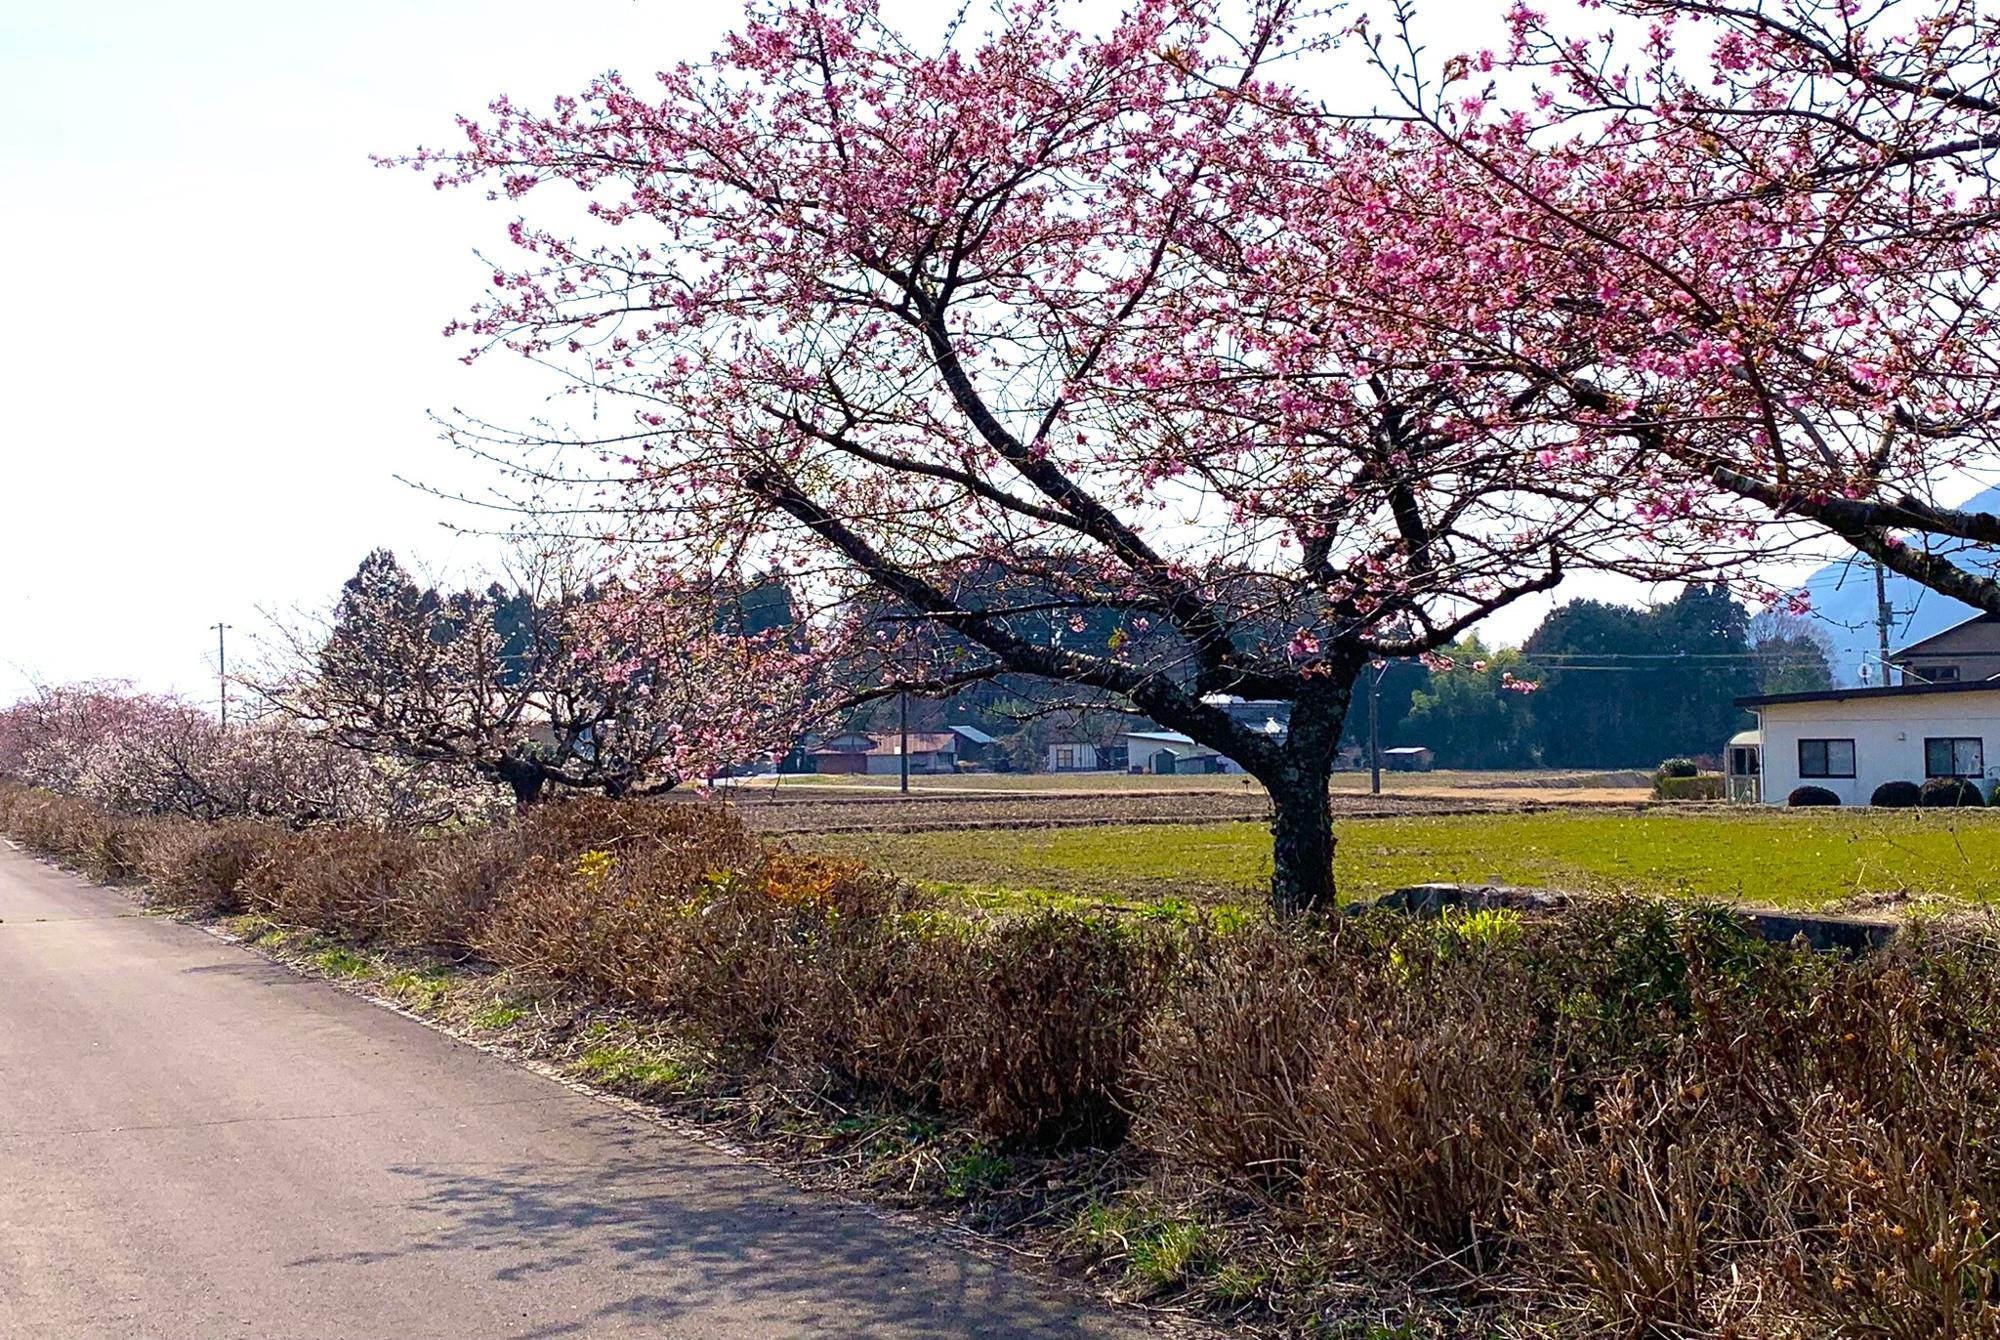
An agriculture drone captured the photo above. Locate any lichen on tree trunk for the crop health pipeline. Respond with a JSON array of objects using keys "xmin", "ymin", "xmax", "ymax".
[
  {"xmin": 1255, "ymin": 681, "xmax": 1348, "ymax": 917},
  {"xmin": 1265, "ymin": 757, "xmax": 1337, "ymax": 916}
]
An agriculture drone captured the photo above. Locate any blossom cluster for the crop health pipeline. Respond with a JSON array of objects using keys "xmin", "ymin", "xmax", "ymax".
[{"xmin": 0, "ymin": 682, "xmax": 502, "ymax": 827}]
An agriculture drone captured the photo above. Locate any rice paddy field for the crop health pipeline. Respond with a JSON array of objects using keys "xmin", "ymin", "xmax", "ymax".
[{"xmin": 804, "ymin": 806, "xmax": 2000, "ymax": 911}]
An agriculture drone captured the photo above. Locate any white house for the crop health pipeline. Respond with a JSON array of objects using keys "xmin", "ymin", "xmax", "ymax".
[
  {"xmin": 1732, "ymin": 681, "xmax": 2000, "ymax": 805},
  {"xmin": 1114, "ymin": 704, "xmax": 1291, "ymax": 776}
]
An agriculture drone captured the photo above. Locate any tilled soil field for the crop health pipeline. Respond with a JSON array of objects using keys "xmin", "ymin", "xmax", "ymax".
[{"xmin": 727, "ymin": 786, "xmax": 1650, "ymax": 835}]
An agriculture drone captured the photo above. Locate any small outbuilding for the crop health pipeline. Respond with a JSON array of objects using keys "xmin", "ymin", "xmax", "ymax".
[
  {"xmin": 1121, "ymin": 729, "xmax": 1243, "ymax": 775},
  {"xmin": 948, "ymin": 724, "xmax": 1000, "ymax": 768},
  {"xmin": 1380, "ymin": 745, "xmax": 1435, "ymax": 772},
  {"xmin": 809, "ymin": 731, "xmax": 960, "ymax": 776},
  {"xmin": 1724, "ymin": 728, "xmax": 1762, "ymax": 803}
]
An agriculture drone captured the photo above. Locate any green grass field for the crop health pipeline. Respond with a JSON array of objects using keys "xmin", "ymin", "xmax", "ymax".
[{"xmin": 813, "ymin": 807, "xmax": 2000, "ymax": 910}]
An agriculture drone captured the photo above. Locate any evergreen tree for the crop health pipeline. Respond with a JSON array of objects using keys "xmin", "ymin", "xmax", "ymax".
[
  {"xmin": 1402, "ymin": 641, "xmax": 1538, "ymax": 767},
  {"xmin": 1524, "ymin": 585, "xmax": 1761, "ymax": 767}
]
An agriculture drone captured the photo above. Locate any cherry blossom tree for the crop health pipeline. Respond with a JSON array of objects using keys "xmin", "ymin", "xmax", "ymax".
[
  {"xmin": 403, "ymin": 0, "xmax": 1764, "ymax": 912},
  {"xmin": 0, "ymin": 683, "xmax": 162, "ymax": 808},
  {"xmin": 1362, "ymin": 0, "xmax": 2000, "ymax": 612},
  {"xmin": 0, "ymin": 681, "xmax": 494, "ymax": 827},
  {"xmin": 268, "ymin": 550, "xmax": 822, "ymax": 803}
]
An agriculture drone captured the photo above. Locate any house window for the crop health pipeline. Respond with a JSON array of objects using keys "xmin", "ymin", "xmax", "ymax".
[
  {"xmin": 1054, "ymin": 746, "xmax": 1077, "ymax": 770},
  {"xmin": 1912, "ymin": 664, "xmax": 1961, "ymax": 683},
  {"xmin": 1925, "ymin": 737, "xmax": 1985, "ymax": 778},
  {"xmin": 1798, "ymin": 738, "xmax": 1856, "ymax": 779}
]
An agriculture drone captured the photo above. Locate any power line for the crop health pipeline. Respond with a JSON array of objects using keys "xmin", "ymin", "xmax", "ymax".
[
  {"xmin": 1523, "ymin": 650, "xmax": 2000, "ymax": 662},
  {"xmin": 1520, "ymin": 652, "xmax": 1857, "ymax": 663}
]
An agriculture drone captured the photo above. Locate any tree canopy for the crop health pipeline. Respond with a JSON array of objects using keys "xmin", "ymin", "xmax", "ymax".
[
  {"xmin": 398, "ymin": 0, "xmax": 1996, "ymax": 908},
  {"xmin": 272, "ymin": 551, "xmax": 823, "ymax": 803}
]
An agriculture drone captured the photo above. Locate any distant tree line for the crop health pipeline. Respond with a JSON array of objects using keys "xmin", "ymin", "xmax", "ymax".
[
  {"xmin": 1359, "ymin": 586, "xmax": 1834, "ymax": 770},
  {"xmin": 816, "ymin": 580, "xmax": 1833, "ymax": 773},
  {"xmin": 285, "ymin": 558, "xmax": 1834, "ymax": 783}
]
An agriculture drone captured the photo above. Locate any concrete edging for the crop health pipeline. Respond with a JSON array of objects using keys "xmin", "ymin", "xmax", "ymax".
[{"xmin": 1363, "ymin": 882, "xmax": 1900, "ymax": 954}]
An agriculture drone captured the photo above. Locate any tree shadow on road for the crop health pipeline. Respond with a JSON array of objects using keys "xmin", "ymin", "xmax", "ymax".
[{"xmin": 285, "ymin": 1111, "xmax": 1140, "ymax": 1339}]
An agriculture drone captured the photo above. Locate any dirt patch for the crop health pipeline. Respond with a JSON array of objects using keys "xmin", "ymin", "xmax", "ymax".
[{"xmin": 727, "ymin": 789, "xmax": 1652, "ymax": 835}]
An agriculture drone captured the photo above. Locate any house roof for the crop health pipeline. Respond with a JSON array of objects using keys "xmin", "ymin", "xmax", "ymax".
[
  {"xmin": 948, "ymin": 725, "xmax": 997, "ymax": 745},
  {"xmin": 1893, "ymin": 611, "xmax": 2000, "ymax": 660},
  {"xmin": 1122, "ymin": 730, "xmax": 1222, "ymax": 757},
  {"xmin": 1737, "ymin": 679, "xmax": 2000, "ymax": 709},
  {"xmin": 1381, "ymin": 746, "xmax": 1432, "ymax": 756},
  {"xmin": 809, "ymin": 732, "xmax": 959, "ymax": 757}
]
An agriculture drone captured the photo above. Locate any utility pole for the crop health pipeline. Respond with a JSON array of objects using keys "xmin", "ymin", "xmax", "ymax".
[
  {"xmin": 898, "ymin": 688, "xmax": 910, "ymax": 794},
  {"xmin": 1873, "ymin": 562, "xmax": 1895, "ymax": 687},
  {"xmin": 1368, "ymin": 662, "xmax": 1383, "ymax": 796},
  {"xmin": 211, "ymin": 622, "xmax": 232, "ymax": 727}
]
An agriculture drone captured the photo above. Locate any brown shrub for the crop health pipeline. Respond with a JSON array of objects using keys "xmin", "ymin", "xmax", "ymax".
[
  {"xmin": 482, "ymin": 813, "xmax": 1157, "ymax": 1146},
  {"xmin": 137, "ymin": 820, "xmax": 282, "ymax": 915},
  {"xmin": 242, "ymin": 824, "xmax": 520, "ymax": 951},
  {"xmin": 1136, "ymin": 918, "xmax": 1542, "ymax": 1261},
  {"xmin": 1517, "ymin": 1074, "xmax": 1761, "ymax": 1335},
  {"xmin": 240, "ymin": 826, "xmax": 417, "ymax": 937},
  {"xmin": 1128, "ymin": 922, "xmax": 1341, "ymax": 1196},
  {"xmin": 1762, "ymin": 949, "xmax": 2000, "ymax": 1340},
  {"xmin": 396, "ymin": 831, "xmax": 518, "ymax": 950},
  {"xmin": 0, "ymin": 785, "xmax": 121, "ymax": 868},
  {"xmin": 1776, "ymin": 1090, "xmax": 2000, "ymax": 1340},
  {"xmin": 1306, "ymin": 976, "xmax": 1539, "ymax": 1262},
  {"xmin": 0, "ymin": 785, "xmax": 248, "ymax": 891},
  {"xmin": 80, "ymin": 813, "xmax": 154, "ymax": 884},
  {"xmin": 511, "ymin": 793, "xmax": 761, "ymax": 868},
  {"xmin": 477, "ymin": 803, "xmax": 774, "ymax": 994},
  {"xmin": 803, "ymin": 911, "xmax": 1169, "ymax": 1146}
]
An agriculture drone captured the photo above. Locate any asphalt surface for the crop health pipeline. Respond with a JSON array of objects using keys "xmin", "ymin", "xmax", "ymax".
[{"xmin": 0, "ymin": 843, "xmax": 1155, "ymax": 1339}]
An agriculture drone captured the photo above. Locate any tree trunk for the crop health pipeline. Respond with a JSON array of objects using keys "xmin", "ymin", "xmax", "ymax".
[
  {"xmin": 1267, "ymin": 758, "xmax": 1337, "ymax": 916},
  {"xmin": 495, "ymin": 755, "xmax": 547, "ymax": 806},
  {"xmin": 1124, "ymin": 660, "xmax": 1353, "ymax": 917}
]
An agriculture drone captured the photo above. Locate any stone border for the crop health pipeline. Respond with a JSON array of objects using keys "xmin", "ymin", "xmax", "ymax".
[{"xmin": 1364, "ymin": 882, "xmax": 1901, "ymax": 954}]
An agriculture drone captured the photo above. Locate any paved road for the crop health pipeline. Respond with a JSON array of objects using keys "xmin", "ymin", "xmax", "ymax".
[{"xmin": 0, "ymin": 844, "xmax": 1155, "ymax": 1339}]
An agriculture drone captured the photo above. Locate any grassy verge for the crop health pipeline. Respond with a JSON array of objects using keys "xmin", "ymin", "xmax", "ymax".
[{"xmin": 815, "ymin": 807, "xmax": 2000, "ymax": 909}]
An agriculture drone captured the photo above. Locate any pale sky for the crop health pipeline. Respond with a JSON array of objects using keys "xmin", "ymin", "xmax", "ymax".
[
  {"xmin": 0, "ymin": 0, "xmax": 746, "ymax": 702},
  {"xmin": 0, "ymin": 0, "xmax": 1797, "ymax": 708}
]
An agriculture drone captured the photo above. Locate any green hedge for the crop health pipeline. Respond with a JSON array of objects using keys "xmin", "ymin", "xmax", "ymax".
[{"xmin": 1652, "ymin": 773, "xmax": 1725, "ymax": 802}]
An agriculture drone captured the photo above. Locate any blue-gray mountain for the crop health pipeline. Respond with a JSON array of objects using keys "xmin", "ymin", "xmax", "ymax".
[{"xmin": 1801, "ymin": 485, "xmax": 2000, "ymax": 685}]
